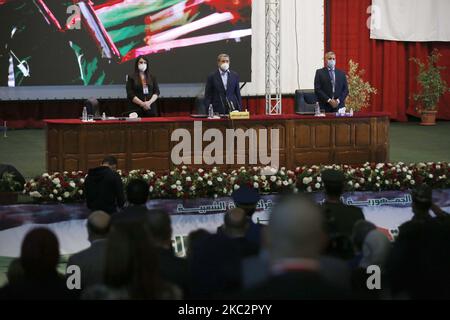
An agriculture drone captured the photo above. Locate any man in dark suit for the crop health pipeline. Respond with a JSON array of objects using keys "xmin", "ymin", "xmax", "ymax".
[
  {"xmin": 66, "ymin": 211, "xmax": 111, "ymax": 291},
  {"xmin": 314, "ymin": 51, "xmax": 349, "ymax": 113},
  {"xmin": 321, "ymin": 169, "xmax": 365, "ymax": 259},
  {"xmin": 204, "ymin": 53, "xmax": 242, "ymax": 114}
]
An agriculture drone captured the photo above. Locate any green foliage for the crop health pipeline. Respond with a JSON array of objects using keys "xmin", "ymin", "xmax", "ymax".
[
  {"xmin": 0, "ymin": 173, "xmax": 22, "ymax": 192},
  {"xmin": 346, "ymin": 60, "xmax": 377, "ymax": 111},
  {"xmin": 411, "ymin": 49, "xmax": 449, "ymax": 111}
]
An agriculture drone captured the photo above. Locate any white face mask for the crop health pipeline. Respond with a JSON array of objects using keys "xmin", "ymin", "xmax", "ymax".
[
  {"xmin": 138, "ymin": 63, "xmax": 147, "ymax": 72},
  {"xmin": 327, "ymin": 59, "xmax": 336, "ymax": 69},
  {"xmin": 220, "ymin": 63, "xmax": 229, "ymax": 72}
]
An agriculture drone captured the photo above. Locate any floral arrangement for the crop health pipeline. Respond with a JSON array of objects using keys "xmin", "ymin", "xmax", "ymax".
[
  {"xmin": 0, "ymin": 172, "xmax": 23, "ymax": 192},
  {"xmin": 410, "ymin": 49, "xmax": 449, "ymax": 112},
  {"xmin": 22, "ymin": 162, "xmax": 449, "ymax": 203},
  {"xmin": 346, "ymin": 59, "xmax": 377, "ymax": 112}
]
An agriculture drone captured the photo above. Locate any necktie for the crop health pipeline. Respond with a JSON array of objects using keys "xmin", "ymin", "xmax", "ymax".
[{"xmin": 329, "ymin": 69, "xmax": 335, "ymax": 94}]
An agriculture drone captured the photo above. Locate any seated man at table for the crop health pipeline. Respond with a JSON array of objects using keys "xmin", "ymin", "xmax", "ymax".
[
  {"xmin": 84, "ymin": 156, "xmax": 125, "ymax": 215},
  {"xmin": 204, "ymin": 53, "xmax": 242, "ymax": 114},
  {"xmin": 314, "ymin": 51, "xmax": 349, "ymax": 113}
]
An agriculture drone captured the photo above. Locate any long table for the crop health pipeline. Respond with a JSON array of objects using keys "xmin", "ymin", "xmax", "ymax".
[{"xmin": 44, "ymin": 113, "xmax": 390, "ymax": 172}]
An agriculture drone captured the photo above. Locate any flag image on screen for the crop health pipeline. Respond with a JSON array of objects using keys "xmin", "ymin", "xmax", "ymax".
[{"xmin": 0, "ymin": 0, "xmax": 252, "ymax": 86}]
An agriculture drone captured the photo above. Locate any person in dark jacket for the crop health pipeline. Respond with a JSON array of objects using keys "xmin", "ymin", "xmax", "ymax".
[{"xmin": 84, "ymin": 156, "xmax": 125, "ymax": 215}]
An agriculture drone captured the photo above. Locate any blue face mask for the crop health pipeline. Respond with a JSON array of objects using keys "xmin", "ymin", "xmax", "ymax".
[{"xmin": 327, "ymin": 59, "xmax": 336, "ymax": 69}]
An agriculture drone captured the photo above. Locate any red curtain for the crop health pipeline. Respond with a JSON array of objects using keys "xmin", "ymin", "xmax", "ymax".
[{"xmin": 328, "ymin": 0, "xmax": 450, "ymax": 121}]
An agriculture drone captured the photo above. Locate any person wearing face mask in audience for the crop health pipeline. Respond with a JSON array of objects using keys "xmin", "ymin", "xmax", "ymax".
[
  {"xmin": 204, "ymin": 53, "xmax": 242, "ymax": 115},
  {"xmin": 314, "ymin": 51, "xmax": 349, "ymax": 113},
  {"xmin": 126, "ymin": 55, "xmax": 160, "ymax": 117}
]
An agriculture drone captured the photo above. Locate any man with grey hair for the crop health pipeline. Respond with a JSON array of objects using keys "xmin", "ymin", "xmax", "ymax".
[
  {"xmin": 239, "ymin": 195, "xmax": 350, "ymax": 299},
  {"xmin": 67, "ymin": 211, "xmax": 111, "ymax": 291},
  {"xmin": 204, "ymin": 53, "xmax": 242, "ymax": 114},
  {"xmin": 314, "ymin": 51, "xmax": 349, "ymax": 113}
]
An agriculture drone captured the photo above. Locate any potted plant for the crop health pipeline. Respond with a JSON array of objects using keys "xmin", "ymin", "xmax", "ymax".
[
  {"xmin": 0, "ymin": 172, "xmax": 23, "ymax": 204},
  {"xmin": 411, "ymin": 49, "xmax": 449, "ymax": 125},
  {"xmin": 346, "ymin": 60, "xmax": 377, "ymax": 112}
]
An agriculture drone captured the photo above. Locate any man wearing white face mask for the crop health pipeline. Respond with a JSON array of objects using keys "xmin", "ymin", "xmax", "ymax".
[
  {"xmin": 314, "ymin": 51, "xmax": 349, "ymax": 113},
  {"xmin": 204, "ymin": 53, "xmax": 242, "ymax": 114}
]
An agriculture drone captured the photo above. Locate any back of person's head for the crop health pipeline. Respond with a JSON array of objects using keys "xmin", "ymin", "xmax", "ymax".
[
  {"xmin": 104, "ymin": 220, "xmax": 161, "ymax": 299},
  {"xmin": 232, "ymin": 185, "xmax": 260, "ymax": 217},
  {"xmin": 87, "ymin": 211, "xmax": 111, "ymax": 242},
  {"xmin": 186, "ymin": 229, "xmax": 211, "ymax": 258},
  {"xmin": 126, "ymin": 179, "xmax": 149, "ymax": 205},
  {"xmin": 20, "ymin": 228, "xmax": 59, "ymax": 278},
  {"xmin": 147, "ymin": 209, "xmax": 172, "ymax": 247},
  {"xmin": 7, "ymin": 258, "xmax": 25, "ymax": 284},
  {"xmin": 223, "ymin": 208, "xmax": 248, "ymax": 238},
  {"xmin": 352, "ymin": 220, "xmax": 377, "ymax": 252},
  {"xmin": 322, "ymin": 169, "xmax": 345, "ymax": 198},
  {"xmin": 359, "ymin": 229, "xmax": 391, "ymax": 269},
  {"xmin": 269, "ymin": 194, "xmax": 324, "ymax": 261},
  {"xmin": 101, "ymin": 156, "xmax": 118, "ymax": 170},
  {"xmin": 411, "ymin": 184, "xmax": 433, "ymax": 213}
]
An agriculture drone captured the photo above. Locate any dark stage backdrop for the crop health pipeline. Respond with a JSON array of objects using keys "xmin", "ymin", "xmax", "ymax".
[{"xmin": 0, "ymin": 0, "xmax": 252, "ymax": 87}]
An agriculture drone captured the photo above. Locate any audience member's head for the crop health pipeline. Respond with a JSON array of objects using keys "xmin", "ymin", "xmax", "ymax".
[
  {"xmin": 147, "ymin": 209, "xmax": 172, "ymax": 249},
  {"xmin": 7, "ymin": 258, "xmax": 25, "ymax": 285},
  {"xmin": 186, "ymin": 229, "xmax": 211, "ymax": 258},
  {"xmin": 223, "ymin": 208, "xmax": 249, "ymax": 238},
  {"xmin": 322, "ymin": 169, "xmax": 345, "ymax": 200},
  {"xmin": 232, "ymin": 185, "xmax": 260, "ymax": 217},
  {"xmin": 268, "ymin": 194, "xmax": 325, "ymax": 262},
  {"xmin": 101, "ymin": 156, "xmax": 118, "ymax": 171},
  {"xmin": 352, "ymin": 220, "xmax": 377, "ymax": 253},
  {"xmin": 87, "ymin": 211, "xmax": 111, "ymax": 243},
  {"xmin": 126, "ymin": 179, "xmax": 149, "ymax": 205},
  {"xmin": 359, "ymin": 230, "xmax": 391, "ymax": 269},
  {"xmin": 104, "ymin": 220, "xmax": 162, "ymax": 299},
  {"xmin": 20, "ymin": 228, "xmax": 60, "ymax": 279},
  {"xmin": 411, "ymin": 184, "xmax": 433, "ymax": 218}
]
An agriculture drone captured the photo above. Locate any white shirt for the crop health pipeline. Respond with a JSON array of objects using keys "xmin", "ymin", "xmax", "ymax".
[{"xmin": 220, "ymin": 69, "xmax": 229, "ymax": 91}]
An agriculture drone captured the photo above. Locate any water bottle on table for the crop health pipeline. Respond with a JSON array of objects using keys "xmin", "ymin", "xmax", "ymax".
[
  {"xmin": 314, "ymin": 102, "xmax": 321, "ymax": 116},
  {"xmin": 208, "ymin": 104, "xmax": 214, "ymax": 119},
  {"xmin": 82, "ymin": 107, "xmax": 88, "ymax": 122}
]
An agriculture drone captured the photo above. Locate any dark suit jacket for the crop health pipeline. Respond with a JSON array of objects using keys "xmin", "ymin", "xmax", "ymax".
[
  {"xmin": 126, "ymin": 73, "xmax": 160, "ymax": 117},
  {"xmin": 314, "ymin": 67, "xmax": 349, "ymax": 112},
  {"xmin": 204, "ymin": 69, "xmax": 242, "ymax": 114},
  {"xmin": 67, "ymin": 239, "xmax": 107, "ymax": 291}
]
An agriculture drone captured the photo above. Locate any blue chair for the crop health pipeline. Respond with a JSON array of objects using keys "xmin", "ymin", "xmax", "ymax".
[{"xmin": 295, "ymin": 89, "xmax": 318, "ymax": 114}]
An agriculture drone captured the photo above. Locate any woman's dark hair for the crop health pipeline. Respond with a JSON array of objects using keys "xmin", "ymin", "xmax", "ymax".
[
  {"xmin": 20, "ymin": 228, "xmax": 59, "ymax": 278},
  {"xmin": 103, "ymin": 220, "xmax": 163, "ymax": 299},
  {"xmin": 134, "ymin": 55, "xmax": 150, "ymax": 84}
]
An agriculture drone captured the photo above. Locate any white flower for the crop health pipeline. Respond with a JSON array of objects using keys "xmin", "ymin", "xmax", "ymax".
[
  {"xmin": 261, "ymin": 175, "xmax": 267, "ymax": 181},
  {"xmin": 215, "ymin": 177, "xmax": 223, "ymax": 183},
  {"xmin": 348, "ymin": 181, "xmax": 353, "ymax": 186},
  {"xmin": 63, "ymin": 192, "xmax": 70, "ymax": 198},
  {"xmin": 207, "ymin": 180, "xmax": 213, "ymax": 186},
  {"xmin": 197, "ymin": 177, "xmax": 203, "ymax": 182},
  {"xmin": 190, "ymin": 186, "xmax": 196, "ymax": 191},
  {"xmin": 80, "ymin": 178, "xmax": 85, "ymax": 184},
  {"xmin": 53, "ymin": 189, "xmax": 58, "ymax": 194},
  {"xmin": 396, "ymin": 181, "xmax": 401, "ymax": 186},
  {"xmin": 69, "ymin": 181, "xmax": 76, "ymax": 188},
  {"xmin": 78, "ymin": 190, "xmax": 83, "ymax": 195},
  {"xmin": 410, "ymin": 180, "xmax": 416, "ymax": 185},
  {"xmin": 143, "ymin": 174, "xmax": 149, "ymax": 180},
  {"xmin": 436, "ymin": 165, "xmax": 441, "ymax": 170},
  {"xmin": 270, "ymin": 176, "xmax": 277, "ymax": 182},
  {"xmin": 57, "ymin": 197, "xmax": 62, "ymax": 201},
  {"xmin": 288, "ymin": 178, "xmax": 293, "ymax": 184},
  {"xmin": 234, "ymin": 184, "xmax": 240, "ymax": 190},
  {"xmin": 279, "ymin": 171, "xmax": 285, "ymax": 176},
  {"xmin": 317, "ymin": 177, "xmax": 322, "ymax": 183},
  {"xmin": 186, "ymin": 177, "xmax": 192, "ymax": 182},
  {"xmin": 212, "ymin": 168, "xmax": 218, "ymax": 174},
  {"xmin": 359, "ymin": 178, "xmax": 365, "ymax": 184},
  {"xmin": 307, "ymin": 169, "xmax": 313, "ymax": 174},
  {"xmin": 428, "ymin": 174, "xmax": 433, "ymax": 179},
  {"xmin": 276, "ymin": 180, "xmax": 282, "ymax": 186},
  {"xmin": 253, "ymin": 182, "xmax": 259, "ymax": 189},
  {"xmin": 49, "ymin": 194, "xmax": 54, "ymax": 199},
  {"xmin": 354, "ymin": 183, "xmax": 360, "ymax": 189},
  {"xmin": 176, "ymin": 180, "xmax": 181, "ymax": 185},
  {"xmin": 52, "ymin": 178, "xmax": 60, "ymax": 185},
  {"xmin": 303, "ymin": 177, "xmax": 312, "ymax": 185},
  {"xmin": 375, "ymin": 183, "xmax": 380, "ymax": 188},
  {"xmin": 31, "ymin": 182, "xmax": 36, "ymax": 187},
  {"xmin": 171, "ymin": 184, "xmax": 177, "ymax": 189},
  {"xmin": 402, "ymin": 167, "xmax": 408, "ymax": 173},
  {"xmin": 406, "ymin": 175, "xmax": 412, "ymax": 180},
  {"xmin": 368, "ymin": 177, "xmax": 372, "ymax": 182},
  {"xmin": 307, "ymin": 186, "xmax": 312, "ymax": 192},
  {"xmin": 149, "ymin": 186, "xmax": 154, "ymax": 192},
  {"xmin": 42, "ymin": 173, "xmax": 49, "ymax": 178},
  {"xmin": 315, "ymin": 183, "xmax": 321, "ymax": 189},
  {"xmin": 282, "ymin": 181, "xmax": 289, "ymax": 186},
  {"xmin": 376, "ymin": 176, "xmax": 380, "ymax": 181},
  {"xmin": 376, "ymin": 163, "xmax": 384, "ymax": 169},
  {"xmin": 177, "ymin": 186, "xmax": 183, "ymax": 191},
  {"xmin": 253, "ymin": 175, "xmax": 259, "ymax": 181},
  {"xmin": 182, "ymin": 165, "xmax": 187, "ymax": 170},
  {"xmin": 170, "ymin": 171, "xmax": 175, "ymax": 176},
  {"xmin": 204, "ymin": 174, "xmax": 209, "ymax": 179},
  {"xmin": 197, "ymin": 168, "xmax": 203, "ymax": 173},
  {"xmin": 29, "ymin": 191, "xmax": 42, "ymax": 198},
  {"xmin": 223, "ymin": 188, "xmax": 227, "ymax": 194},
  {"xmin": 385, "ymin": 180, "xmax": 390, "ymax": 185},
  {"xmin": 407, "ymin": 170, "xmax": 412, "ymax": 175}
]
